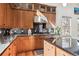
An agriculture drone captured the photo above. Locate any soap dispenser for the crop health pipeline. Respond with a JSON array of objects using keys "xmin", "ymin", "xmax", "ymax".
[{"xmin": 28, "ymin": 28, "xmax": 31, "ymax": 35}]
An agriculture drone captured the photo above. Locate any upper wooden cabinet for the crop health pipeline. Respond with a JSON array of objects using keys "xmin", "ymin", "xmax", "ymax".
[
  {"xmin": 0, "ymin": 3, "xmax": 56, "ymax": 28},
  {"xmin": 6, "ymin": 4, "xmax": 14, "ymax": 28},
  {"xmin": 19, "ymin": 10, "xmax": 34, "ymax": 28},
  {"xmin": 0, "ymin": 4, "xmax": 7, "ymax": 28},
  {"xmin": 12, "ymin": 9, "xmax": 35, "ymax": 28},
  {"xmin": 0, "ymin": 4, "xmax": 14, "ymax": 28},
  {"xmin": 12, "ymin": 9, "xmax": 20, "ymax": 28}
]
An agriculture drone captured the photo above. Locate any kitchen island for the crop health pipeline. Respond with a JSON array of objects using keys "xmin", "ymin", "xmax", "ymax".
[{"xmin": 0, "ymin": 34, "xmax": 79, "ymax": 56}]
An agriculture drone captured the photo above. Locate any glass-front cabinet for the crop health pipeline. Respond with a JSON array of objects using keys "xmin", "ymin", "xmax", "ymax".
[{"xmin": 10, "ymin": 3, "xmax": 56, "ymax": 13}]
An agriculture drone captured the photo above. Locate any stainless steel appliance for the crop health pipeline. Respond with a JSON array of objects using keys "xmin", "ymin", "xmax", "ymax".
[
  {"xmin": 33, "ymin": 16, "xmax": 47, "ymax": 34},
  {"xmin": 34, "ymin": 16, "xmax": 47, "ymax": 23}
]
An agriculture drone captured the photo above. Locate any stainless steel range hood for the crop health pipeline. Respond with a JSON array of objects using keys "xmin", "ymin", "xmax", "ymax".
[{"xmin": 34, "ymin": 16, "xmax": 47, "ymax": 23}]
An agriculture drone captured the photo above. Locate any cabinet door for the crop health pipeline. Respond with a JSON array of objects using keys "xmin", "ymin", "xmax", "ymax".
[
  {"xmin": 16, "ymin": 37, "xmax": 32, "ymax": 53},
  {"xmin": 19, "ymin": 10, "xmax": 27, "ymax": 28},
  {"xmin": 56, "ymin": 47, "xmax": 66, "ymax": 56},
  {"xmin": 56, "ymin": 47, "xmax": 72, "ymax": 56},
  {"xmin": 2, "ymin": 48, "xmax": 10, "ymax": 56},
  {"xmin": 0, "ymin": 4, "xmax": 7, "ymax": 28},
  {"xmin": 34, "ymin": 36, "xmax": 44, "ymax": 49},
  {"xmin": 12, "ymin": 10, "xmax": 20, "ymax": 28},
  {"xmin": 20, "ymin": 11, "xmax": 34, "ymax": 28},
  {"xmin": 10, "ymin": 41, "xmax": 16, "ymax": 56},
  {"xmin": 6, "ymin": 4, "xmax": 13, "ymax": 28},
  {"xmin": 44, "ymin": 40, "xmax": 55, "ymax": 56}
]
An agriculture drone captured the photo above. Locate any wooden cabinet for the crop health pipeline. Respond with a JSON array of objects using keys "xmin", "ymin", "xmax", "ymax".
[
  {"xmin": 34, "ymin": 36, "xmax": 44, "ymax": 49},
  {"xmin": 15, "ymin": 36, "xmax": 44, "ymax": 54},
  {"xmin": 56, "ymin": 47, "xmax": 73, "ymax": 56},
  {"xmin": 6, "ymin": 4, "xmax": 14, "ymax": 28},
  {"xmin": 12, "ymin": 9, "xmax": 19, "ymax": 28},
  {"xmin": 0, "ymin": 3, "xmax": 14, "ymax": 28},
  {"xmin": 0, "ymin": 4, "xmax": 7, "ymax": 28},
  {"xmin": 2, "ymin": 47, "xmax": 10, "ymax": 56},
  {"xmin": 0, "ymin": 3, "xmax": 56, "ymax": 28},
  {"xmin": 15, "ymin": 36, "xmax": 35, "ymax": 53},
  {"xmin": 11, "ymin": 40, "xmax": 17, "ymax": 56},
  {"xmin": 12, "ymin": 10, "xmax": 35, "ymax": 28},
  {"xmin": 2, "ymin": 39, "xmax": 17, "ymax": 56},
  {"xmin": 19, "ymin": 10, "xmax": 34, "ymax": 28},
  {"xmin": 44, "ymin": 40, "xmax": 73, "ymax": 56},
  {"xmin": 44, "ymin": 40, "xmax": 55, "ymax": 56}
]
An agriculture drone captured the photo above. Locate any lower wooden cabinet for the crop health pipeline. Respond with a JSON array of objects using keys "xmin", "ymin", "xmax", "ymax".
[
  {"xmin": 34, "ymin": 36, "xmax": 44, "ymax": 49},
  {"xmin": 2, "ymin": 48, "xmax": 10, "ymax": 56},
  {"xmin": 1, "ymin": 36, "xmax": 44, "ymax": 56},
  {"xmin": 56, "ymin": 47, "xmax": 73, "ymax": 56},
  {"xmin": 2, "ymin": 39, "xmax": 17, "ymax": 56},
  {"xmin": 44, "ymin": 40, "xmax": 73, "ymax": 56},
  {"xmin": 2, "ymin": 36, "xmax": 73, "ymax": 56},
  {"xmin": 15, "ymin": 36, "xmax": 35, "ymax": 53},
  {"xmin": 44, "ymin": 40, "xmax": 55, "ymax": 56}
]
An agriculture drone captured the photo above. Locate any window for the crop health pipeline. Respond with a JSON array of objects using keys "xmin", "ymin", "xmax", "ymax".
[{"xmin": 61, "ymin": 16, "xmax": 72, "ymax": 36}]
